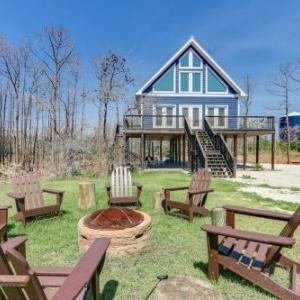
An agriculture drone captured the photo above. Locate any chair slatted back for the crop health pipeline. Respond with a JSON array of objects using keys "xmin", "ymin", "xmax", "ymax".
[
  {"xmin": 0, "ymin": 246, "xmax": 47, "ymax": 299},
  {"xmin": 264, "ymin": 205, "xmax": 300, "ymax": 269},
  {"xmin": 12, "ymin": 172, "xmax": 45, "ymax": 210},
  {"xmin": 186, "ymin": 169, "xmax": 211, "ymax": 206},
  {"xmin": 111, "ymin": 167, "xmax": 133, "ymax": 198}
]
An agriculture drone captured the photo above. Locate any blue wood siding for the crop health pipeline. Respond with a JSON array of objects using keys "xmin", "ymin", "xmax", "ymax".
[{"xmin": 142, "ymin": 96, "xmax": 238, "ymax": 129}]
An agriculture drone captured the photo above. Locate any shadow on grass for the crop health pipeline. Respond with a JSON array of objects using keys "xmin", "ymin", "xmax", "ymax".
[
  {"xmin": 193, "ymin": 260, "xmax": 272, "ymax": 297},
  {"xmin": 100, "ymin": 279, "xmax": 119, "ymax": 300}
]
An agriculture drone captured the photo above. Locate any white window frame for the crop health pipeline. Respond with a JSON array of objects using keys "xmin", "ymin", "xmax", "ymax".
[
  {"xmin": 179, "ymin": 71, "xmax": 203, "ymax": 94},
  {"xmin": 179, "ymin": 49, "xmax": 203, "ymax": 69},
  {"xmin": 205, "ymin": 66, "xmax": 228, "ymax": 94},
  {"xmin": 153, "ymin": 66, "xmax": 176, "ymax": 93},
  {"xmin": 153, "ymin": 105, "xmax": 176, "ymax": 129},
  {"xmin": 179, "ymin": 104, "xmax": 203, "ymax": 129},
  {"xmin": 205, "ymin": 105, "xmax": 229, "ymax": 129}
]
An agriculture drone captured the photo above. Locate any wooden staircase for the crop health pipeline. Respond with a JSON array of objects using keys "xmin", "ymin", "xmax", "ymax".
[{"xmin": 196, "ymin": 130, "xmax": 233, "ymax": 177}]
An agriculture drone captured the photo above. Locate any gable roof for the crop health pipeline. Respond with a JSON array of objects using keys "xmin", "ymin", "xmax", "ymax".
[{"xmin": 136, "ymin": 37, "xmax": 246, "ymax": 97}]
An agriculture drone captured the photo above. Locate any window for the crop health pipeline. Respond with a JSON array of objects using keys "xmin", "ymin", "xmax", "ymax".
[
  {"xmin": 166, "ymin": 107, "xmax": 173, "ymax": 126},
  {"xmin": 155, "ymin": 107, "xmax": 163, "ymax": 126},
  {"xmin": 207, "ymin": 68, "xmax": 227, "ymax": 93},
  {"xmin": 193, "ymin": 108, "xmax": 200, "ymax": 127},
  {"xmin": 153, "ymin": 67, "xmax": 175, "ymax": 92},
  {"xmin": 179, "ymin": 72, "xmax": 202, "ymax": 93},
  {"xmin": 179, "ymin": 50, "xmax": 202, "ymax": 68}
]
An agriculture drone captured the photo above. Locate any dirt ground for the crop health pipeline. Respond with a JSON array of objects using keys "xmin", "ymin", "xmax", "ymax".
[
  {"xmin": 227, "ymin": 163, "xmax": 300, "ymax": 204},
  {"xmin": 237, "ymin": 152, "xmax": 300, "ymax": 164}
]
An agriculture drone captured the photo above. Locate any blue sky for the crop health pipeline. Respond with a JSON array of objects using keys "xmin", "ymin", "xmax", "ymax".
[{"xmin": 0, "ymin": 0, "xmax": 300, "ymax": 119}]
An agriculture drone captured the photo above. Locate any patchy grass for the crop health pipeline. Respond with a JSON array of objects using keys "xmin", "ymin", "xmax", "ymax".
[{"xmin": 0, "ymin": 171, "xmax": 299, "ymax": 299}]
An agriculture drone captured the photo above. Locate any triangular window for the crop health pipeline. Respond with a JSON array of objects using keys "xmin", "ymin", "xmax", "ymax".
[
  {"xmin": 207, "ymin": 68, "xmax": 227, "ymax": 93},
  {"xmin": 153, "ymin": 67, "xmax": 175, "ymax": 92},
  {"xmin": 179, "ymin": 49, "xmax": 202, "ymax": 68}
]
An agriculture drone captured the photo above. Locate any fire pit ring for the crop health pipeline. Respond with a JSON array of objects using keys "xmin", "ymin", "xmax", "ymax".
[{"xmin": 78, "ymin": 208, "xmax": 151, "ymax": 256}]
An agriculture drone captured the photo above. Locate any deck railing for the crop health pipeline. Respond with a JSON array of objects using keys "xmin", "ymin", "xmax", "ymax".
[
  {"xmin": 206, "ymin": 116, "xmax": 275, "ymax": 131},
  {"xmin": 184, "ymin": 117, "xmax": 207, "ymax": 170},
  {"xmin": 124, "ymin": 114, "xmax": 185, "ymax": 131},
  {"xmin": 204, "ymin": 118, "xmax": 236, "ymax": 176}
]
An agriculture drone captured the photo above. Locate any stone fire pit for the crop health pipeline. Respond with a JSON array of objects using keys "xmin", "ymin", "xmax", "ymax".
[{"xmin": 78, "ymin": 207, "xmax": 151, "ymax": 256}]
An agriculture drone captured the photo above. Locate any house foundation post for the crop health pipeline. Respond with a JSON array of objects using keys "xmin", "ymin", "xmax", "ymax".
[
  {"xmin": 271, "ymin": 133, "xmax": 275, "ymax": 170},
  {"xmin": 140, "ymin": 135, "xmax": 145, "ymax": 168},
  {"xmin": 243, "ymin": 134, "xmax": 247, "ymax": 170},
  {"xmin": 183, "ymin": 135, "xmax": 186, "ymax": 165},
  {"xmin": 159, "ymin": 138, "xmax": 163, "ymax": 162},
  {"xmin": 256, "ymin": 135, "xmax": 260, "ymax": 164},
  {"xmin": 178, "ymin": 136, "xmax": 181, "ymax": 164}
]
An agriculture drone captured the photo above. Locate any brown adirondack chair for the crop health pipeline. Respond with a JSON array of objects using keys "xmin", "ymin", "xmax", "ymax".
[
  {"xmin": 164, "ymin": 169, "xmax": 213, "ymax": 222},
  {"xmin": 106, "ymin": 166, "xmax": 142, "ymax": 207},
  {"xmin": 201, "ymin": 205, "xmax": 300, "ymax": 299},
  {"xmin": 0, "ymin": 205, "xmax": 11, "ymax": 242},
  {"xmin": 0, "ymin": 236, "xmax": 110, "ymax": 300},
  {"xmin": 7, "ymin": 172, "xmax": 65, "ymax": 226}
]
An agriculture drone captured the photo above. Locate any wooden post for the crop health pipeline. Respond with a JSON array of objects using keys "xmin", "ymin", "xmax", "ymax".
[
  {"xmin": 151, "ymin": 141, "xmax": 154, "ymax": 158},
  {"xmin": 152, "ymin": 191, "xmax": 164, "ymax": 212},
  {"xmin": 178, "ymin": 136, "xmax": 181, "ymax": 164},
  {"xmin": 78, "ymin": 182, "xmax": 96, "ymax": 210},
  {"xmin": 243, "ymin": 134, "xmax": 247, "ymax": 170},
  {"xmin": 174, "ymin": 138, "xmax": 177, "ymax": 163},
  {"xmin": 256, "ymin": 135, "xmax": 260, "ymax": 164},
  {"xmin": 183, "ymin": 135, "xmax": 186, "ymax": 165},
  {"xmin": 271, "ymin": 133, "xmax": 275, "ymax": 170},
  {"xmin": 140, "ymin": 134, "xmax": 145, "ymax": 168},
  {"xmin": 233, "ymin": 135, "xmax": 238, "ymax": 161},
  {"xmin": 159, "ymin": 138, "xmax": 163, "ymax": 162},
  {"xmin": 211, "ymin": 208, "xmax": 226, "ymax": 226}
]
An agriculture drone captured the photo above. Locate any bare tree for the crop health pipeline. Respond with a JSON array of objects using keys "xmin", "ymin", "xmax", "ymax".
[
  {"xmin": 242, "ymin": 73, "xmax": 255, "ymax": 116},
  {"xmin": 266, "ymin": 63, "xmax": 296, "ymax": 164},
  {"xmin": 93, "ymin": 51, "xmax": 134, "ymax": 149}
]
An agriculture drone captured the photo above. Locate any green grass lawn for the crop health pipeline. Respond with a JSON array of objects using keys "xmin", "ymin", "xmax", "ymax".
[{"xmin": 0, "ymin": 171, "xmax": 299, "ymax": 299}]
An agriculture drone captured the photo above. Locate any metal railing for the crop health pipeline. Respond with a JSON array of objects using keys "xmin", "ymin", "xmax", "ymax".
[
  {"xmin": 124, "ymin": 114, "xmax": 185, "ymax": 131},
  {"xmin": 184, "ymin": 117, "xmax": 207, "ymax": 171},
  {"xmin": 206, "ymin": 116, "xmax": 275, "ymax": 131},
  {"xmin": 204, "ymin": 118, "xmax": 236, "ymax": 176}
]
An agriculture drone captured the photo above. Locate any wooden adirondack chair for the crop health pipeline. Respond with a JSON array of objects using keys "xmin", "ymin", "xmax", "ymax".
[
  {"xmin": 7, "ymin": 172, "xmax": 65, "ymax": 226},
  {"xmin": 164, "ymin": 169, "xmax": 213, "ymax": 222},
  {"xmin": 0, "ymin": 236, "xmax": 110, "ymax": 300},
  {"xmin": 106, "ymin": 166, "xmax": 142, "ymax": 207},
  {"xmin": 0, "ymin": 205, "xmax": 11, "ymax": 242},
  {"xmin": 201, "ymin": 205, "xmax": 300, "ymax": 299}
]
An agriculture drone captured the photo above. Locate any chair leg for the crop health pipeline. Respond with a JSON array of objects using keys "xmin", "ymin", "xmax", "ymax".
[
  {"xmin": 188, "ymin": 208, "xmax": 194, "ymax": 222},
  {"xmin": 208, "ymin": 249, "xmax": 220, "ymax": 280}
]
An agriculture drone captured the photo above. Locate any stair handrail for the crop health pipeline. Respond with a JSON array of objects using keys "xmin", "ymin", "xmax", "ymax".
[
  {"xmin": 184, "ymin": 117, "xmax": 207, "ymax": 170},
  {"xmin": 204, "ymin": 118, "xmax": 236, "ymax": 176}
]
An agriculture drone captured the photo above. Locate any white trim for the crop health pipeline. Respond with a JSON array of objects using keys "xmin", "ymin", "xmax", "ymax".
[
  {"xmin": 205, "ymin": 65, "xmax": 228, "ymax": 94},
  {"xmin": 179, "ymin": 49, "xmax": 203, "ymax": 69},
  {"xmin": 205, "ymin": 105, "xmax": 229, "ymax": 129},
  {"xmin": 152, "ymin": 66, "xmax": 176, "ymax": 93},
  {"xmin": 136, "ymin": 37, "xmax": 246, "ymax": 97},
  {"xmin": 179, "ymin": 104, "xmax": 203, "ymax": 129},
  {"xmin": 141, "ymin": 93, "xmax": 238, "ymax": 98},
  {"xmin": 152, "ymin": 104, "xmax": 176, "ymax": 129},
  {"xmin": 179, "ymin": 71, "xmax": 203, "ymax": 93}
]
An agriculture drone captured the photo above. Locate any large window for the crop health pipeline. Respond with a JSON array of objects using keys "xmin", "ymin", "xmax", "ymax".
[
  {"xmin": 179, "ymin": 72, "xmax": 202, "ymax": 93},
  {"xmin": 206, "ymin": 67, "xmax": 227, "ymax": 93},
  {"xmin": 153, "ymin": 67, "xmax": 175, "ymax": 92},
  {"xmin": 179, "ymin": 49, "xmax": 203, "ymax": 93}
]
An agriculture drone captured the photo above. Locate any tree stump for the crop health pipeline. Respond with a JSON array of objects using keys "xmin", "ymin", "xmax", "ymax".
[
  {"xmin": 78, "ymin": 182, "xmax": 96, "ymax": 209},
  {"xmin": 152, "ymin": 191, "xmax": 164, "ymax": 212},
  {"xmin": 211, "ymin": 207, "xmax": 226, "ymax": 227}
]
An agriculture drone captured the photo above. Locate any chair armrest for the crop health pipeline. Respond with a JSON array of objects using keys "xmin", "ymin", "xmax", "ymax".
[
  {"xmin": 0, "ymin": 275, "xmax": 30, "ymax": 287},
  {"xmin": 189, "ymin": 188, "xmax": 214, "ymax": 195},
  {"xmin": 6, "ymin": 192, "xmax": 25, "ymax": 201},
  {"xmin": 42, "ymin": 188, "xmax": 64, "ymax": 195},
  {"xmin": 52, "ymin": 238, "xmax": 110, "ymax": 300},
  {"xmin": 133, "ymin": 182, "xmax": 143, "ymax": 189},
  {"xmin": 1, "ymin": 236, "xmax": 27, "ymax": 255},
  {"xmin": 163, "ymin": 186, "xmax": 189, "ymax": 192},
  {"xmin": 201, "ymin": 224, "xmax": 295, "ymax": 247},
  {"xmin": 224, "ymin": 205, "xmax": 292, "ymax": 221},
  {"xmin": 0, "ymin": 205, "xmax": 12, "ymax": 210}
]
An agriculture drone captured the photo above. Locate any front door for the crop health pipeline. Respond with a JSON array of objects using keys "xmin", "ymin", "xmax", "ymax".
[
  {"xmin": 179, "ymin": 105, "xmax": 202, "ymax": 129},
  {"xmin": 206, "ymin": 106, "xmax": 228, "ymax": 129},
  {"xmin": 153, "ymin": 105, "xmax": 176, "ymax": 128}
]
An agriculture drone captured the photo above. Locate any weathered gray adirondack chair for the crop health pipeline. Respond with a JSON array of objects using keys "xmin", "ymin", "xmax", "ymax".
[{"xmin": 106, "ymin": 166, "xmax": 142, "ymax": 207}]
